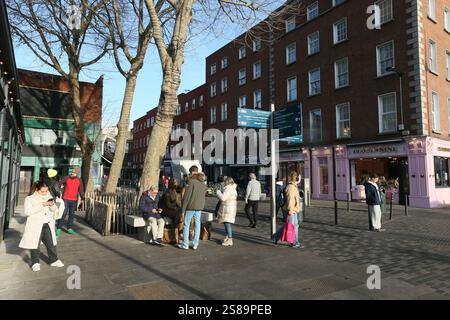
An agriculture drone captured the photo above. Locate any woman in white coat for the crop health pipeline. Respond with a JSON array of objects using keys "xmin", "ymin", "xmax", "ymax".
[
  {"xmin": 216, "ymin": 177, "xmax": 238, "ymax": 246},
  {"xmin": 19, "ymin": 181, "xmax": 65, "ymax": 271}
]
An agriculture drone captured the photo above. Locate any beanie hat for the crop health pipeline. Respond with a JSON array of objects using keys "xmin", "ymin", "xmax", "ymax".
[{"xmin": 47, "ymin": 169, "xmax": 58, "ymax": 178}]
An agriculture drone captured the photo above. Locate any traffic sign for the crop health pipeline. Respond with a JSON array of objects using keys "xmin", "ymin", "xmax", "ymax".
[
  {"xmin": 237, "ymin": 108, "xmax": 270, "ymax": 129},
  {"xmin": 273, "ymin": 104, "xmax": 302, "ymax": 139}
]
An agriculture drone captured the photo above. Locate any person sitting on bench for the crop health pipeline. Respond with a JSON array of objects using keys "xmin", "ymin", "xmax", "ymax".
[{"xmin": 139, "ymin": 185, "xmax": 165, "ymax": 247}]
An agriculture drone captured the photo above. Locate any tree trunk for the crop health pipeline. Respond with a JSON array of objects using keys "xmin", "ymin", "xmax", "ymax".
[
  {"xmin": 104, "ymin": 74, "xmax": 138, "ymax": 193},
  {"xmin": 140, "ymin": 68, "xmax": 180, "ymax": 192},
  {"xmin": 68, "ymin": 64, "xmax": 95, "ymax": 193}
]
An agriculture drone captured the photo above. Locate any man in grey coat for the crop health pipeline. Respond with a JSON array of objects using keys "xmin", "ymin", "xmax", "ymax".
[{"xmin": 245, "ymin": 173, "xmax": 262, "ymax": 228}]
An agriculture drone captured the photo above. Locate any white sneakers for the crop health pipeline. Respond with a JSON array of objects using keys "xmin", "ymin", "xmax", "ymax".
[
  {"xmin": 222, "ymin": 238, "xmax": 233, "ymax": 247},
  {"xmin": 31, "ymin": 263, "xmax": 41, "ymax": 272},
  {"xmin": 50, "ymin": 260, "xmax": 65, "ymax": 268}
]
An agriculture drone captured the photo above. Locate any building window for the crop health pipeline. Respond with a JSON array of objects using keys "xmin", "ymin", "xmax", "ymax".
[
  {"xmin": 431, "ymin": 91, "xmax": 440, "ymax": 132},
  {"xmin": 176, "ymin": 104, "xmax": 181, "ymax": 115},
  {"xmin": 428, "ymin": 0, "xmax": 436, "ymax": 20},
  {"xmin": 309, "ymin": 68, "xmax": 321, "ymax": 96},
  {"xmin": 253, "ymin": 61, "xmax": 261, "ymax": 79},
  {"xmin": 221, "ymin": 103, "xmax": 228, "ymax": 121},
  {"xmin": 378, "ymin": 93, "xmax": 397, "ymax": 133},
  {"xmin": 211, "ymin": 106, "xmax": 217, "ymax": 124},
  {"xmin": 333, "ymin": 0, "xmax": 345, "ymax": 6},
  {"xmin": 151, "ymin": 117, "xmax": 155, "ymax": 126},
  {"xmin": 287, "ymin": 77, "xmax": 297, "ymax": 102},
  {"xmin": 210, "ymin": 82, "xmax": 217, "ymax": 97},
  {"xmin": 434, "ymin": 157, "xmax": 450, "ymax": 187},
  {"xmin": 286, "ymin": 16, "xmax": 296, "ymax": 33},
  {"xmin": 333, "ymin": 18, "xmax": 347, "ymax": 44},
  {"xmin": 192, "ymin": 98, "xmax": 196, "ymax": 110},
  {"xmin": 239, "ymin": 68, "xmax": 246, "ymax": 86},
  {"xmin": 308, "ymin": 31, "xmax": 320, "ymax": 55},
  {"xmin": 307, "ymin": 2, "xmax": 319, "ymax": 21},
  {"xmin": 221, "ymin": 77, "xmax": 228, "ymax": 93},
  {"xmin": 376, "ymin": 40, "xmax": 395, "ymax": 77},
  {"xmin": 210, "ymin": 63, "xmax": 217, "ymax": 75},
  {"xmin": 239, "ymin": 46, "xmax": 246, "ymax": 59},
  {"xmin": 254, "ymin": 90, "xmax": 262, "ymax": 109},
  {"xmin": 221, "ymin": 56, "xmax": 228, "ymax": 69},
  {"xmin": 286, "ymin": 43, "xmax": 296, "ymax": 64},
  {"xmin": 335, "ymin": 57, "xmax": 349, "ymax": 88},
  {"xmin": 336, "ymin": 102, "xmax": 351, "ymax": 138},
  {"xmin": 310, "ymin": 109, "xmax": 322, "ymax": 142},
  {"xmin": 239, "ymin": 95, "xmax": 247, "ymax": 108},
  {"xmin": 445, "ymin": 8, "xmax": 450, "ymax": 32},
  {"xmin": 185, "ymin": 102, "xmax": 189, "ymax": 112},
  {"xmin": 446, "ymin": 50, "xmax": 450, "ymax": 80},
  {"xmin": 199, "ymin": 95, "xmax": 204, "ymax": 107},
  {"xmin": 429, "ymin": 40, "xmax": 437, "ymax": 73},
  {"xmin": 253, "ymin": 38, "xmax": 261, "ymax": 52},
  {"xmin": 376, "ymin": 0, "xmax": 393, "ymax": 25}
]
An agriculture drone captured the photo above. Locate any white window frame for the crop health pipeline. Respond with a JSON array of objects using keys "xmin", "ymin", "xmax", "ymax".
[
  {"xmin": 210, "ymin": 82, "xmax": 217, "ymax": 97},
  {"xmin": 239, "ymin": 68, "xmax": 247, "ymax": 86},
  {"xmin": 176, "ymin": 104, "xmax": 181, "ymax": 115},
  {"xmin": 286, "ymin": 43, "xmax": 297, "ymax": 64},
  {"xmin": 253, "ymin": 38, "xmax": 261, "ymax": 52},
  {"xmin": 211, "ymin": 106, "xmax": 217, "ymax": 124},
  {"xmin": 375, "ymin": 0, "xmax": 393, "ymax": 25},
  {"xmin": 431, "ymin": 91, "xmax": 440, "ymax": 132},
  {"xmin": 221, "ymin": 77, "xmax": 228, "ymax": 93},
  {"xmin": 446, "ymin": 50, "xmax": 450, "ymax": 80},
  {"xmin": 253, "ymin": 61, "xmax": 261, "ymax": 79},
  {"xmin": 199, "ymin": 95, "xmax": 204, "ymax": 107},
  {"xmin": 309, "ymin": 68, "xmax": 321, "ymax": 96},
  {"xmin": 239, "ymin": 46, "xmax": 246, "ymax": 60},
  {"xmin": 307, "ymin": 2, "xmax": 319, "ymax": 21},
  {"xmin": 336, "ymin": 102, "xmax": 351, "ymax": 138},
  {"xmin": 192, "ymin": 98, "xmax": 196, "ymax": 110},
  {"xmin": 221, "ymin": 56, "xmax": 228, "ymax": 69},
  {"xmin": 221, "ymin": 103, "xmax": 228, "ymax": 121},
  {"xmin": 445, "ymin": 7, "xmax": 450, "ymax": 32},
  {"xmin": 428, "ymin": 0, "xmax": 436, "ymax": 21},
  {"xmin": 151, "ymin": 117, "xmax": 155, "ymax": 126},
  {"xmin": 333, "ymin": 18, "xmax": 348, "ymax": 45},
  {"xmin": 429, "ymin": 40, "xmax": 437, "ymax": 73},
  {"xmin": 185, "ymin": 102, "xmax": 189, "ymax": 112},
  {"xmin": 287, "ymin": 77, "xmax": 297, "ymax": 102},
  {"xmin": 239, "ymin": 95, "xmax": 247, "ymax": 108},
  {"xmin": 334, "ymin": 57, "xmax": 349, "ymax": 89},
  {"xmin": 333, "ymin": 0, "xmax": 345, "ymax": 6},
  {"xmin": 378, "ymin": 92, "xmax": 398, "ymax": 133},
  {"xmin": 308, "ymin": 31, "xmax": 320, "ymax": 55},
  {"xmin": 210, "ymin": 63, "xmax": 217, "ymax": 75},
  {"xmin": 286, "ymin": 16, "xmax": 296, "ymax": 33},
  {"xmin": 309, "ymin": 109, "xmax": 322, "ymax": 142},
  {"xmin": 376, "ymin": 40, "xmax": 395, "ymax": 77},
  {"xmin": 254, "ymin": 90, "xmax": 262, "ymax": 109}
]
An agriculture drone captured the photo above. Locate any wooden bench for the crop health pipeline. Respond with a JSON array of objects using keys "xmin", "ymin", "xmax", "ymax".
[{"xmin": 126, "ymin": 212, "xmax": 214, "ymax": 243}]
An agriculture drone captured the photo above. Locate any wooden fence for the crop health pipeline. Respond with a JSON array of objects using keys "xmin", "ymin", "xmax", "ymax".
[{"xmin": 85, "ymin": 190, "xmax": 140, "ymax": 236}]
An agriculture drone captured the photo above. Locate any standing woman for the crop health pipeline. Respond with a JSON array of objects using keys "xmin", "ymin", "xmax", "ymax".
[
  {"xmin": 19, "ymin": 181, "xmax": 65, "ymax": 271},
  {"xmin": 161, "ymin": 179, "xmax": 183, "ymax": 244},
  {"xmin": 216, "ymin": 177, "xmax": 238, "ymax": 247}
]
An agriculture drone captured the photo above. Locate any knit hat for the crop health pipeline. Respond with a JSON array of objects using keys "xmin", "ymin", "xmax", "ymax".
[{"xmin": 47, "ymin": 169, "xmax": 58, "ymax": 178}]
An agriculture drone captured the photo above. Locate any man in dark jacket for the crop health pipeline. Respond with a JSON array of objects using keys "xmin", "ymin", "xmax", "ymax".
[
  {"xmin": 178, "ymin": 166, "xmax": 207, "ymax": 250},
  {"xmin": 364, "ymin": 174, "xmax": 385, "ymax": 232},
  {"xmin": 139, "ymin": 185, "xmax": 164, "ymax": 246}
]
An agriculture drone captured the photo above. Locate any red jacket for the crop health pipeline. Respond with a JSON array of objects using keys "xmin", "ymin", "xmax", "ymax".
[{"xmin": 62, "ymin": 177, "xmax": 85, "ymax": 201}]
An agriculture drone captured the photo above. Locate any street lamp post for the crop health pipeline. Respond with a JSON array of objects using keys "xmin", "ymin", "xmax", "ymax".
[{"xmin": 386, "ymin": 67, "xmax": 406, "ymax": 133}]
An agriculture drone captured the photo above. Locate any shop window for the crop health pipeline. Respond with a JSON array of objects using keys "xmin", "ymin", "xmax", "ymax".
[
  {"xmin": 318, "ymin": 157, "xmax": 329, "ymax": 194},
  {"xmin": 434, "ymin": 157, "xmax": 450, "ymax": 187}
]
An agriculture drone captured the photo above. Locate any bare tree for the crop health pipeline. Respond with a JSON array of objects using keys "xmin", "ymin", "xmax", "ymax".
[
  {"xmin": 7, "ymin": 0, "xmax": 110, "ymax": 192},
  {"xmin": 139, "ymin": 0, "xmax": 302, "ymax": 192}
]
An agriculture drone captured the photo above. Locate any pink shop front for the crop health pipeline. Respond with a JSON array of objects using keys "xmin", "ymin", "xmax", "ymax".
[{"xmin": 302, "ymin": 137, "xmax": 450, "ymax": 208}]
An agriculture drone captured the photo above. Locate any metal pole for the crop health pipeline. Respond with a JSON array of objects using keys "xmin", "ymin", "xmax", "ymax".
[
  {"xmin": 389, "ymin": 193, "xmax": 393, "ymax": 220},
  {"xmin": 404, "ymin": 193, "xmax": 408, "ymax": 216},
  {"xmin": 270, "ymin": 103, "xmax": 276, "ymax": 238},
  {"xmin": 346, "ymin": 192, "xmax": 350, "ymax": 212},
  {"xmin": 334, "ymin": 197, "xmax": 338, "ymax": 225},
  {"xmin": 399, "ymin": 75, "xmax": 404, "ymax": 130}
]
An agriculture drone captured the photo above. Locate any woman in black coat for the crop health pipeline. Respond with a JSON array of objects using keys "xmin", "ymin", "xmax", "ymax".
[{"xmin": 161, "ymin": 179, "xmax": 183, "ymax": 243}]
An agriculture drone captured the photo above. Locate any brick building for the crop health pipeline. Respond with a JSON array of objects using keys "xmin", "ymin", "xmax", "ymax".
[{"xmin": 133, "ymin": 0, "xmax": 450, "ymax": 208}]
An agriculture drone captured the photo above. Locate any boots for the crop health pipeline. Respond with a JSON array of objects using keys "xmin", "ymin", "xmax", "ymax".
[
  {"xmin": 174, "ymin": 228, "xmax": 179, "ymax": 244},
  {"xmin": 222, "ymin": 238, "xmax": 233, "ymax": 246}
]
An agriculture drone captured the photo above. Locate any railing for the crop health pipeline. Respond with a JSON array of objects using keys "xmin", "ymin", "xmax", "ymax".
[{"xmin": 84, "ymin": 190, "xmax": 139, "ymax": 236}]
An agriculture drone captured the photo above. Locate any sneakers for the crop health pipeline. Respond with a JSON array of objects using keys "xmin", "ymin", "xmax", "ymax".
[
  {"xmin": 148, "ymin": 239, "xmax": 154, "ymax": 245},
  {"xmin": 222, "ymin": 238, "xmax": 233, "ymax": 247},
  {"xmin": 192, "ymin": 245, "xmax": 198, "ymax": 250},
  {"xmin": 31, "ymin": 263, "xmax": 41, "ymax": 272},
  {"xmin": 55, "ymin": 229, "xmax": 61, "ymax": 237},
  {"xmin": 153, "ymin": 239, "xmax": 164, "ymax": 247},
  {"xmin": 292, "ymin": 244, "xmax": 305, "ymax": 249},
  {"xmin": 67, "ymin": 229, "xmax": 76, "ymax": 235},
  {"xmin": 50, "ymin": 260, "xmax": 65, "ymax": 268},
  {"xmin": 177, "ymin": 244, "xmax": 189, "ymax": 250},
  {"xmin": 375, "ymin": 228, "xmax": 386, "ymax": 232}
]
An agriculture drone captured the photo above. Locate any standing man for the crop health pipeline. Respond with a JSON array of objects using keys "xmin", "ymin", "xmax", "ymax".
[
  {"xmin": 364, "ymin": 173, "xmax": 385, "ymax": 232},
  {"xmin": 56, "ymin": 167, "xmax": 85, "ymax": 236},
  {"xmin": 178, "ymin": 166, "xmax": 207, "ymax": 250},
  {"xmin": 245, "ymin": 173, "xmax": 262, "ymax": 228}
]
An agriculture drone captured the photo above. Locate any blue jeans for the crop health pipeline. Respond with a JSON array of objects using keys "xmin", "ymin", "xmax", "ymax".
[
  {"xmin": 224, "ymin": 223, "xmax": 232, "ymax": 238},
  {"xmin": 57, "ymin": 200, "xmax": 77, "ymax": 230},
  {"xmin": 182, "ymin": 210, "xmax": 201, "ymax": 248},
  {"xmin": 274, "ymin": 212, "xmax": 300, "ymax": 246}
]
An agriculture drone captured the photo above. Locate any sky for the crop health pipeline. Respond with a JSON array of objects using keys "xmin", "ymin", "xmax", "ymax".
[{"xmin": 13, "ymin": 24, "xmax": 242, "ymax": 129}]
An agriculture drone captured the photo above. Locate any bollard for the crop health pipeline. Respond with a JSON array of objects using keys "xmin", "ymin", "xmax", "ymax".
[
  {"xmin": 346, "ymin": 193, "xmax": 350, "ymax": 212},
  {"xmin": 334, "ymin": 200, "xmax": 338, "ymax": 225},
  {"xmin": 404, "ymin": 194, "xmax": 408, "ymax": 216},
  {"xmin": 389, "ymin": 194, "xmax": 393, "ymax": 220}
]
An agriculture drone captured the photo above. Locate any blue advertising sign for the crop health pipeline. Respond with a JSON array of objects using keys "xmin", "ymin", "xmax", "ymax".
[
  {"xmin": 273, "ymin": 104, "xmax": 302, "ymax": 139},
  {"xmin": 237, "ymin": 108, "xmax": 270, "ymax": 129}
]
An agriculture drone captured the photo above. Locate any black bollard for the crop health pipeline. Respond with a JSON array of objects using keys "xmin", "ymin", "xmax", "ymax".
[
  {"xmin": 334, "ymin": 200, "xmax": 338, "ymax": 225},
  {"xmin": 404, "ymin": 194, "xmax": 408, "ymax": 216},
  {"xmin": 389, "ymin": 194, "xmax": 393, "ymax": 220},
  {"xmin": 347, "ymin": 193, "xmax": 350, "ymax": 212}
]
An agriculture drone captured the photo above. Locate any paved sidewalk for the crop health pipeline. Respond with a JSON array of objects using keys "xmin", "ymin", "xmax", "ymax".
[{"xmin": 0, "ymin": 200, "xmax": 449, "ymax": 300}]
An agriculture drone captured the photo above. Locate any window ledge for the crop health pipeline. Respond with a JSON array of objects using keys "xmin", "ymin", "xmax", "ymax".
[
  {"xmin": 333, "ymin": 39, "xmax": 349, "ymax": 47},
  {"xmin": 445, "ymin": 28, "xmax": 450, "ymax": 35},
  {"xmin": 253, "ymin": 77, "xmax": 262, "ymax": 80},
  {"xmin": 286, "ymin": 61, "xmax": 297, "ymax": 66},
  {"xmin": 336, "ymin": 136, "xmax": 352, "ymax": 140},
  {"xmin": 428, "ymin": 16, "xmax": 438, "ymax": 24},
  {"xmin": 308, "ymin": 51, "xmax": 320, "ymax": 57},
  {"xmin": 377, "ymin": 131, "xmax": 398, "ymax": 136},
  {"xmin": 308, "ymin": 93, "xmax": 321, "ymax": 98},
  {"xmin": 335, "ymin": 85, "xmax": 350, "ymax": 91},
  {"xmin": 432, "ymin": 130, "xmax": 442, "ymax": 135},
  {"xmin": 376, "ymin": 72, "xmax": 396, "ymax": 79},
  {"xmin": 429, "ymin": 70, "xmax": 439, "ymax": 76}
]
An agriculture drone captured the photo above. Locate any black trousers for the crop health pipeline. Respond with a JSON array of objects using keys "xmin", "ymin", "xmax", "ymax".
[
  {"xmin": 245, "ymin": 200, "xmax": 259, "ymax": 225},
  {"xmin": 30, "ymin": 223, "xmax": 58, "ymax": 265}
]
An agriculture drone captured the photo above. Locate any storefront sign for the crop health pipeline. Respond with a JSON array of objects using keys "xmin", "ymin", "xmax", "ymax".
[
  {"xmin": 437, "ymin": 147, "xmax": 450, "ymax": 153},
  {"xmin": 279, "ymin": 151, "xmax": 304, "ymax": 162},
  {"xmin": 348, "ymin": 143, "xmax": 407, "ymax": 159}
]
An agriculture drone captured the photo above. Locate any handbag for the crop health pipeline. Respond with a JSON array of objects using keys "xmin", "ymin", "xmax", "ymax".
[
  {"xmin": 54, "ymin": 198, "xmax": 65, "ymax": 220},
  {"xmin": 280, "ymin": 215, "xmax": 296, "ymax": 244}
]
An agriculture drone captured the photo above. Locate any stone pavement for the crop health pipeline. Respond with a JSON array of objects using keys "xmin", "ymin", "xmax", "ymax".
[{"xmin": 0, "ymin": 198, "xmax": 449, "ymax": 300}]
